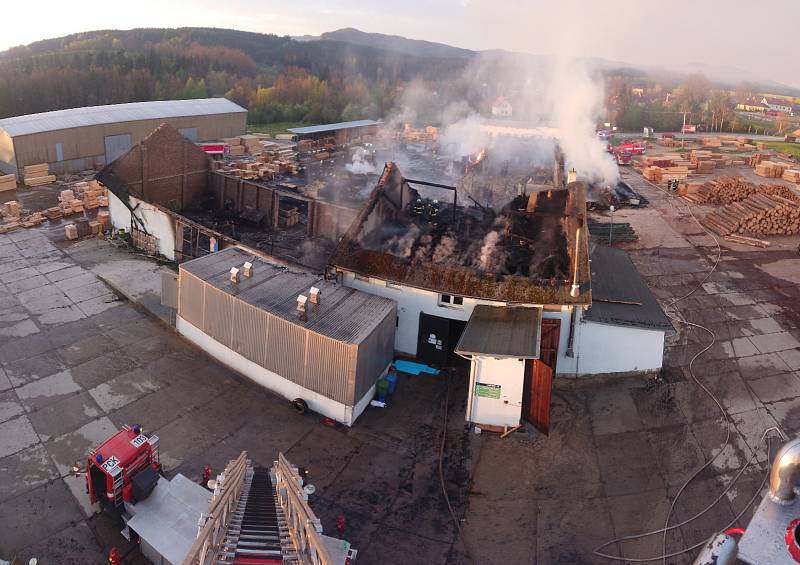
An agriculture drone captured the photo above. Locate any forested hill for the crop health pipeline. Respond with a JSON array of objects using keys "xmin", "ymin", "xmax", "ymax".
[{"xmin": 0, "ymin": 27, "xmax": 469, "ymax": 121}]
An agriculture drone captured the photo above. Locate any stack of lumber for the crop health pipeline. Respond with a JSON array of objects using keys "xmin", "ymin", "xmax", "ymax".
[
  {"xmin": 755, "ymin": 161, "xmax": 790, "ymax": 178},
  {"xmin": 0, "ymin": 174, "xmax": 16, "ymax": 193},
  {"xmin": 643, "ymin": 166, "xmax": 664, "ymax": 182},
  {"xmin": 749, "ymin": 153, "xmax": 770, "ymax": 167},
  {"xmin": 20, "ymin": 212, "xmax": 43, "ymax": 228},
  {"xmin": 700, "ymin": 137, "xmax": 722, "ymax": 147},
  {"xmin": 702, "ymin": 193, "xmax": 800, "ymax": 236},
  {"xmin": 97, "ymin": 210, "xmax": 111, "ymax": 231},
  {"xmin": 587, "ymin": 221, "xmax": 638, "ymax": 242},
  {"xmin": 73, "ymin": 179, "xmax": 107, "ymax": 209},
  {"xmin": 239, "ymin": 135, "xmax": 263, "ymax": 156},
  {"xmin": 684, "ymin": 176, "xmax": 799, "ymax": 205},
  {"xmin": 690, "ymin": 150, "xmax": 718, "ymax": 174},
  {"xmin": 23, "ymin": 163, "xmax": 56, "ymax": 186},
  {"xmin": 0, "ymin": 200, "xmax": 23, "ymax": 233},
  {"xmin": 783, "ymin": 169, "xmax": 800, "ymax": 183}
]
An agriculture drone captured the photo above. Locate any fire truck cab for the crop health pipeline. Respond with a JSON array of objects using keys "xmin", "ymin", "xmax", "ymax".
[{"xmin": 86, "ymin": 424, "xmax": 161, "ymax": 511}]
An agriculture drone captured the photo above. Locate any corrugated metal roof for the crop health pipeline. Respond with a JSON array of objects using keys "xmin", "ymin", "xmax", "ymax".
[
  {"xmin": 455, "ymin": 305, "xmax": 542, "ymax": 358},
  {"xmin": 287, "ymin": 120, "xmax": 381, "ymax": 135},
  {"xmin": 583, "ymin": 245, "xmax": 673, "ymax": 332},
  {"xmin": 181, "ymin": 247, "xmax": 395, "ymax": 344},
  {"xmin": 0, "ymin": 98, "xmax": 246, "ymax": 137}
]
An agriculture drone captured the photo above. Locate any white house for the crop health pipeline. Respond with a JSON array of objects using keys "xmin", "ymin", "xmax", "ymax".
[
  {"xmin": 761, "ymin": 97, "xmax": 793, "ymax": 114},
  {"xmin": 491, "ymin": 96, "xmax": 513, "ymax": 118}
]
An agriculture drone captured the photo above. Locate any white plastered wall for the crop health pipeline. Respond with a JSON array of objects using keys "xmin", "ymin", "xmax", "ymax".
[
  {"xmin": 466, "ymin": 356, "xmax": 525, "ymax": 428},
  {"xmin": 176, "ymin": 317, "xmax": 379, "ymax": 426},
  {"xmin": 573, "ymin": 319, "xmax": 665, "ymax": 375},
  {"xmin": 108, "ymin": 191, "xmax": 177, "ymax": 261}
]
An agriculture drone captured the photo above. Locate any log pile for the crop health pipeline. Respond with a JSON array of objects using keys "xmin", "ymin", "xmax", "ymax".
[
  {"xmin": 0, "ymin": 174, "xmax": 16, "ymax": 193},
  {"xmin": 23, "ymin": 163, "xmax": 56, "ymax": 186},
  {"xmin": 702, "ymin": 194, "xmax": 800, "ymax": 236},
  {"xmin": 682, "ymin": 176, "xmax": 799, "ymax": 205}
]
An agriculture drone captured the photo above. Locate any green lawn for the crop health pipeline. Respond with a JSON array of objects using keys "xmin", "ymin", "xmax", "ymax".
[
  {"xmin": 763, "ymin": 141, "xmax": 800, "ymax": 159},
  {"xmin": 247, "ymin": 122, "xmax": 312, "ymax": 136}
]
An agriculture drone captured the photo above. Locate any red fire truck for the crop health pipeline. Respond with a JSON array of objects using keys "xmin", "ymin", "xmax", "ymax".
[{"xmin": 85, "ymin": 424, "xmax": 161, "ymax": 511}]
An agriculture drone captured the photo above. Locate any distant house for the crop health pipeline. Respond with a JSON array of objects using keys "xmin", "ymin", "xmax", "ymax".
[
  {"xmin": 761, "ymin": 97, "xmax": 793, "ymax": 114},
  {"xmin": 736, "ymin": 98, "xmax": 769, "ymax": 113},
  {"xmin": 491, "ymin": 96, "xmax": 513, "ymax": 118}
]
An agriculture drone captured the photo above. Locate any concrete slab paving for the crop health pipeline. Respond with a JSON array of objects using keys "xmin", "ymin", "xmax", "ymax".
[
  {"xmin": 588, "ymin": 388, "xmax": 644, "ymax": 435},
  {"xmin": 45, "ymin": 417, "xmax": 119, "ymax": 476},
  {"xmin": 0, "ymin": 444, "xmax": 60, "ymax": 503},
  {"xmin": 15, "ymin": 370, "xmax": 83, "ymax": 411},
  {"xmin": 0, "ymin": 480, "xmax": 83, "ymax": 553},
  {"xmin": 27, "ymin": 391, "xmax": 104, "ymax": 442},
  {"xmin": 2, "ymin": 351, "xmax": 66, "ymax": 387},
  {"xmin": 0, "ymin": 416, "xmax": 40, "ymax": 459},
  {"xmin": 87, "ymin": 368, "xmax": 161, "ymax": 412},
  {"xmin": 0, "ymin": 390, "xmax": 25, "ymax": 423}
]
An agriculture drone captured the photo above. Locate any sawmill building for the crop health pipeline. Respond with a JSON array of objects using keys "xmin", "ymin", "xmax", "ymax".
[
  {"xmin": 330, "ymin": 163, "xmax": 672, "ymax": 433},
  {"xmin": 0, "ymin": 98, "xmax": 246, "ymax": 176}
]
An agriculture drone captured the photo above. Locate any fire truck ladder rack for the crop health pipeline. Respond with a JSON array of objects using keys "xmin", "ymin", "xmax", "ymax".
[{"xmin": 182, "ymin": 452, "xmax": 338, "ymax": 565}]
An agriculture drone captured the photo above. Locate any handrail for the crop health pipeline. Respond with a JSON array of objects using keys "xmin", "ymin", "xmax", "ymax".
[
  {"xmin": 182, "ymin": 451, "xmax": 249, "ymax": 565},
  {"xmin": 274, "ymin": 452, "xmax": 334, "ymax": 565}
]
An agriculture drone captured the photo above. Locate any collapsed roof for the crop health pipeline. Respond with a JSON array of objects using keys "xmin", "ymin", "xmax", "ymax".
[{"xmin": 330, "ymin": 162, "xmax": 591, "ymax": 305}]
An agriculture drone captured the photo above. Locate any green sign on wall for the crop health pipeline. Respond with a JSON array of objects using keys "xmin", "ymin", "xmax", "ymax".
[{"xmin": 475, "ymin": 382, "xmax": 501, "ymax": 399}]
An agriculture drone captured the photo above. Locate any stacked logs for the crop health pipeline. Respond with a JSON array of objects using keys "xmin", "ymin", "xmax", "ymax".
[
  {"xmin": 689, "ymin": 176, "xmax": 798, "ymax": 205},
  {"xmin": 702, "ymin": 194, "xmax": 800, "ymax": 236}
]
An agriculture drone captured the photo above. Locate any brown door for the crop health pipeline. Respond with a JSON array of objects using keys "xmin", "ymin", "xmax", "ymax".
[{"xmin": 521, "ymin": 319, "xmax": 561, "ymax": 435}]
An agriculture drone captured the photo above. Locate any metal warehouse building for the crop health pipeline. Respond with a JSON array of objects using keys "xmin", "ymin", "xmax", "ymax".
[
  {"xmin": 0, "ymin": 98, "xmax": 247, "ymax": 176},
  {"xmin": 176, "ymin": 247, "xmax": 397, "ymax": 425}
]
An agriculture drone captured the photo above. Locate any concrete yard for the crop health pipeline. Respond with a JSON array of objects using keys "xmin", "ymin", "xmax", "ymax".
[{"xmin": 2, "ymin": 168, "xmax": 800, "ymax": 563}]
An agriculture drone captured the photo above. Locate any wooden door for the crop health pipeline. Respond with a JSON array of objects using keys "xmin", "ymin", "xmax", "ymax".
[{"xmin": 521, "ymin": 319, "xmax": 561, "ymax": 435}]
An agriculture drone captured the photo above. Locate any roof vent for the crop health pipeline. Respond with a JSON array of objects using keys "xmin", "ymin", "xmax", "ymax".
[
  {"xmin": 309, "ymin": 286, "xmax": 321, "ymax": 304},
  {"xmin": 297, "ymin": 294, "xmax": 308, "ymax": 314},
  {"xmin": 242, "ymin": 261, "xmax": 253, "ymax": 277},
  {"xmin": 230, "ymin": 267, "xmax": 240, "ymax": 284}
]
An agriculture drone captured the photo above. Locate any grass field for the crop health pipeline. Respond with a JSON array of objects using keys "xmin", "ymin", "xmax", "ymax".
[
  {"xmin": 763, "ymin": 141, "xmax": 800, "ymax": 159},
  {"xmin": 247, "ymin": 122, "xmax": 311, "ymax": 136}
]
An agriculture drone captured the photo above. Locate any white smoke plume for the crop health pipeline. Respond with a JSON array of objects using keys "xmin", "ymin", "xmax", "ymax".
[
  {"xmin": 346, "ymin": 147, "xmax": 378, "ymax": 175},
  {"xmin": 476, "ymin": 230, "xmax": 502, "ymax": 271},
  {"xmin": 546, "ymin": 58, "xmax": 618, "ymax": 186}
]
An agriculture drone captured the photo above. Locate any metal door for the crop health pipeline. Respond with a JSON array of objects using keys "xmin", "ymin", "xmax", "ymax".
[
  {"xmin": 417, "ymin": 313, "xmax": 450, "ymax": 366},
  {"xmin": 104, "ymin": 134, "xmax": 132, "ymax": 164},
  {"xmin": 178, "ymin": 127, "xmax": 198, "ymax": 142},
  {"xmin": 521, "ymin": 319, "xmax": 561, "ymax": 435}
]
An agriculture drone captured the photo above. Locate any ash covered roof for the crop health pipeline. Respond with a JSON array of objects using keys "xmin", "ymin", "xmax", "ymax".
[
  {"xmin": 330, "ymin": 162, "xmax": 591, "ymax": 305},
  {"xmin": 584, "ymin": 245, "xmax": 673, "ymax": 332},
  {"xmin": 0, "ymin": 98, "xmax": 245, "ymax": 137},
  {"xmin": 456, "ymin": 305, "xmax": 542, "ymax": 358},
  {"xmin": 181, "ymin": 247, "xmax": 396, "ymax": 344}
]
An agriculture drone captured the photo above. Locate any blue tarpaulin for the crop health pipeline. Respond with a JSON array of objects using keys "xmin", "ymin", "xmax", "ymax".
[{"xmin": 393, "ymin": 360, "xmax": 440, "ymax": 376}]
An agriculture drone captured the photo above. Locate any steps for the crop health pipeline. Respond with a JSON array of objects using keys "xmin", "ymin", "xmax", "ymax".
[{"xmin": 219, "ymin": 466, "xmax": 284, "ymax": 564}]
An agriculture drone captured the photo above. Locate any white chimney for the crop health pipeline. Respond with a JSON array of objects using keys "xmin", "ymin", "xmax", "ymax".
[
  {"xmin": 567, "ymin": 168, "xmax": 577, "ymax": 183},
  {"xmin": 296, "ymin": 294, "xmax": 308, "ymax": 313},
  {"xmin": 309, "ymin": 286, "xmax": 321, "ymax": 304},
  {"xmin": 230, "ymin": 267, "xmax": 240, "ymax": 283},
  {"xmin": 243, "ymin": 262, "xmax": 253, "ymax": 277}
]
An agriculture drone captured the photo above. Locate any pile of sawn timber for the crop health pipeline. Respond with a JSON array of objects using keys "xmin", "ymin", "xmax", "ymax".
[
  {"xmin": 702, "ymin": 194, "xmax": 800, "ymax": 237},
  {"xmin": 23, "ymin": 163, "xmax": 56, "ymax": 186},
  {"xmin": 683, "ymin": 176, "xmax": 799, "ymax": 205}
]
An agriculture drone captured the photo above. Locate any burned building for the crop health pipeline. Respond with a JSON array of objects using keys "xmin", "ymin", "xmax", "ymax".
[
  {"xmin": 101, "ymin": 123, "xmax": 362, "ymax": 269},
  {"xmin": 330, "ymin": 162, "xmax": 671, "ymax": 433}
]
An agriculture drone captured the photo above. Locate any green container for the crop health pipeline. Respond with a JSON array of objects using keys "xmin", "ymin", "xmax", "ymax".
[{"xmin": 375, "ymin": 378, "xmax": 390, "ymax": 402}]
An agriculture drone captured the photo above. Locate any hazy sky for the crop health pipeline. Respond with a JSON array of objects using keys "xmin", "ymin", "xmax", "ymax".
[{"xmin": 4, "ymin": 0, "xmax": 799, "ymax": 88}]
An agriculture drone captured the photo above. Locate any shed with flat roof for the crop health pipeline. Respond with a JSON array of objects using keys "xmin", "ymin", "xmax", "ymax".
[{"xmin": 176, "ymin": 247, "xmax": 397, "ymax": 425}]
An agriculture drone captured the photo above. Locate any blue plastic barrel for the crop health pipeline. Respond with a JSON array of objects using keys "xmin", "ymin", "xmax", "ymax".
[{"xmin": 385, "ymin": 373, "xmax": 398, "ymax": 395}]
